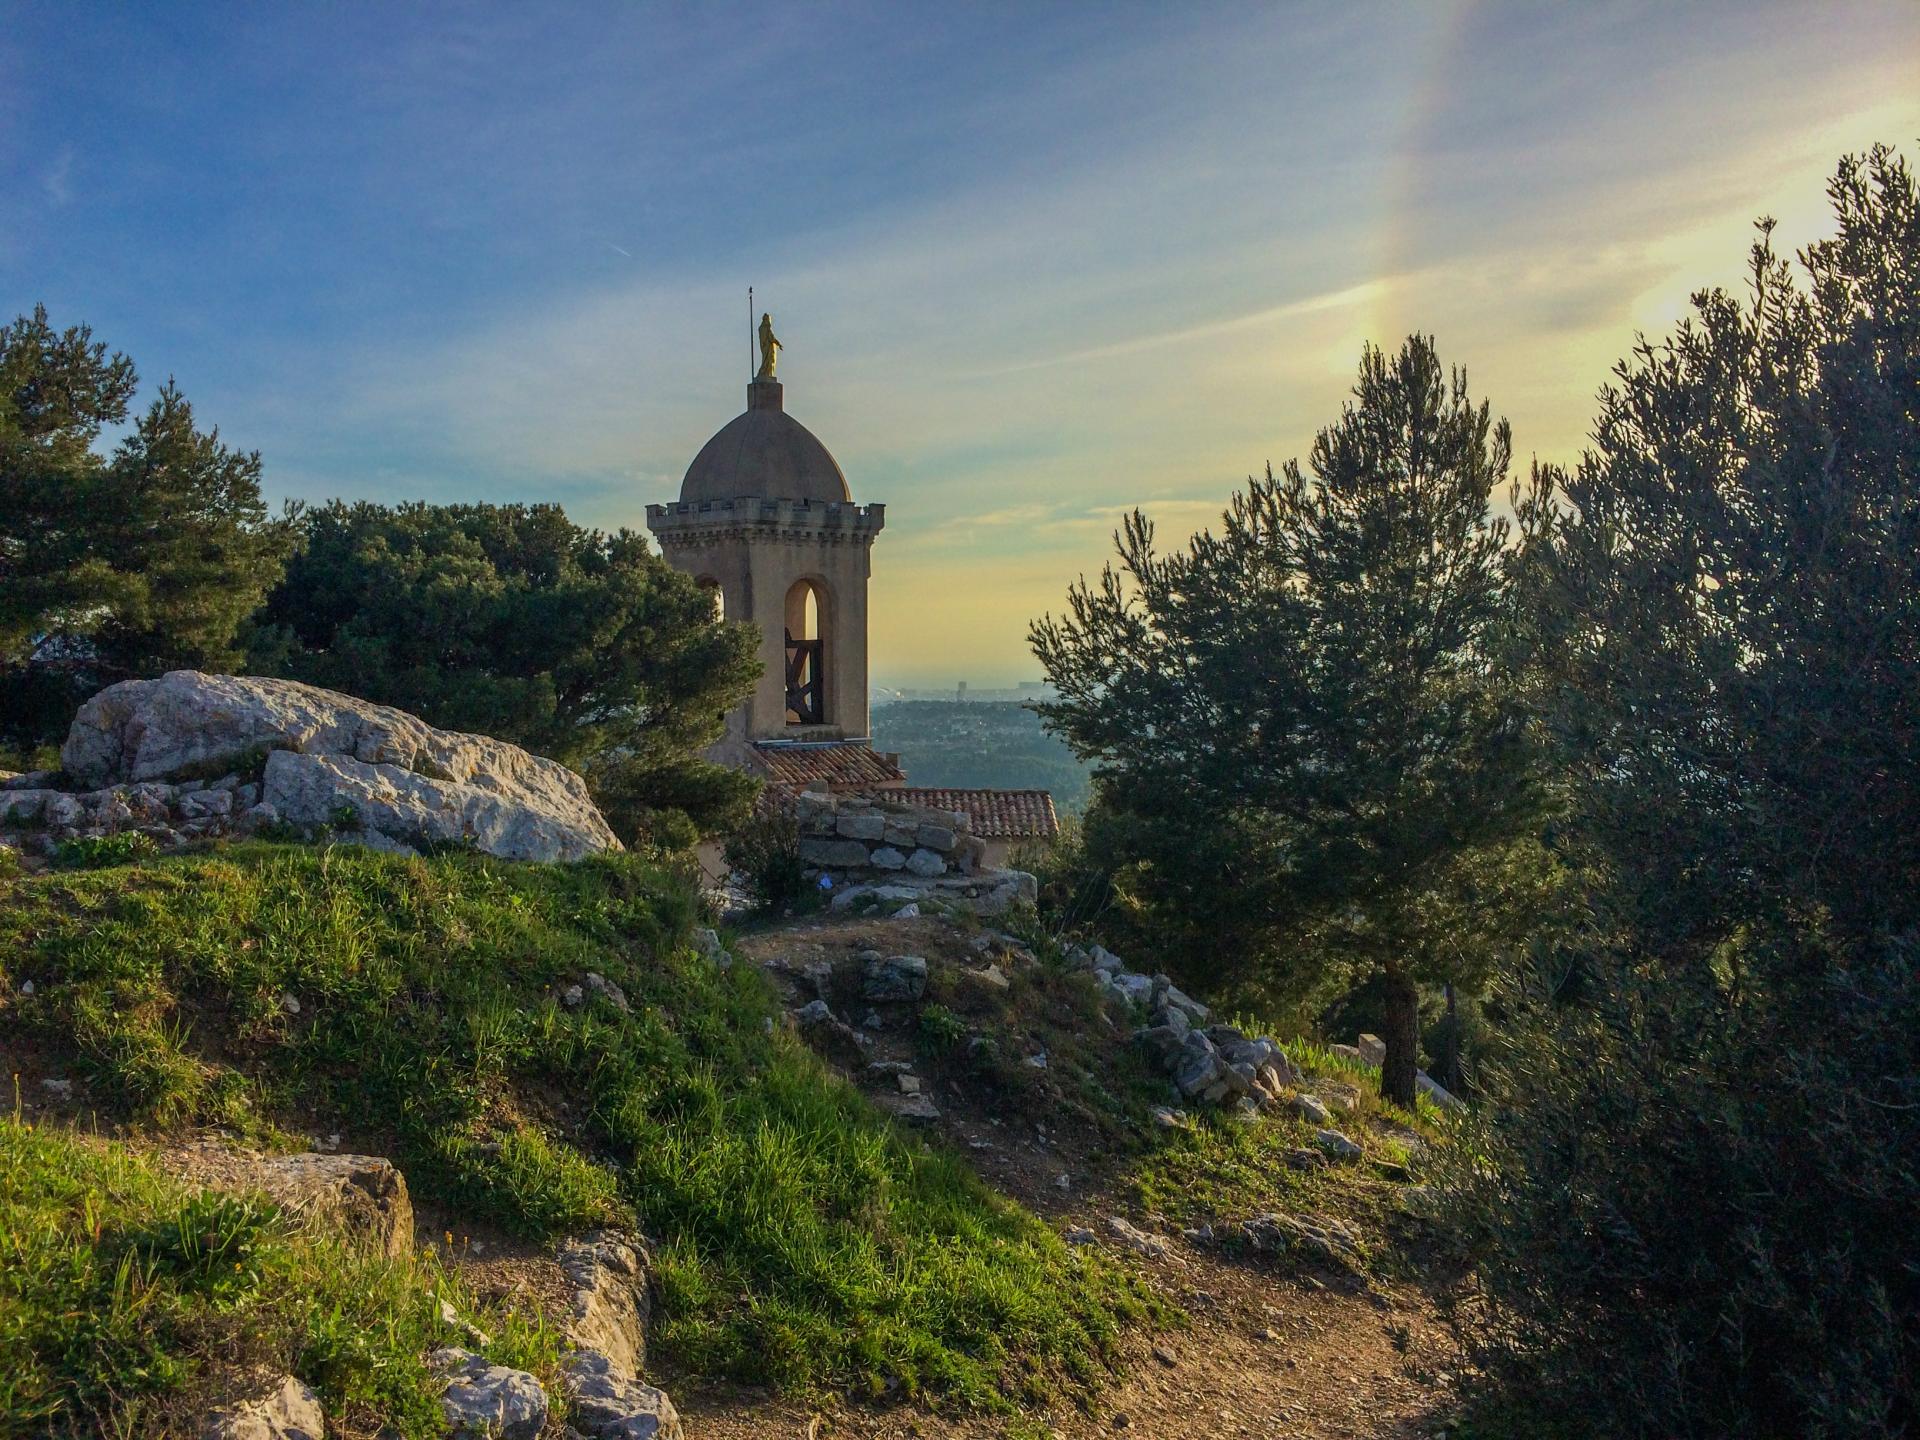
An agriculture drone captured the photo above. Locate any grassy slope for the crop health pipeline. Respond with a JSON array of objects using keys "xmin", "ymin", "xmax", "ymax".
[
  {"xmin": 0, "ymin": 1114, "xmax": 560, "ymax": 1439},
  {"xmin": 0, "ymin": 844, "xmax": 1142, "ymax": 1418}
]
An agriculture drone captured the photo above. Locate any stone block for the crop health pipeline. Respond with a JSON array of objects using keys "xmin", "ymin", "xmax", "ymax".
[
  {"xmin": 836, "ymin": 813, "xmax": 886, "ymax": 841},
  {"xmin": 432, "ymin": 1348, "xmax": 548, "ymax": 1440},
  {"xmin": 862, "ymin": 954, "xmax": 928, "ymax": 1001},
  {"xmin": 870, "ymin": 846, "xmax": 907, "ymax": 870},
  {"xmin": 798, "ymin": 838, "xmax": 870, "ymax": 867},
  {"xmin": 914, "ymin": 824, "xmax": 957, "ymax": 852},
  {"xmin": 904, "ymin": 848, "xmax": 946, "ymax": 877},
  {"xmin": 1174, "ymin": 1031, "xmax": 1225, "ymax": 1097},
  {"xmin": 245, "ymin": 1153, "xmax": 414, "ymax": 1261}
]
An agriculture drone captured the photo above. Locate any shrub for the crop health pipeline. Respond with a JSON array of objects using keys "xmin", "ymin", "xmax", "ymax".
[
  {"xmin": 722, "ymin": 791, "xmax": 810, "ymax": 913},
  {"xmin": 1448, "ymin": 147, "xmax": 1920, "ymax": 1439},
  {"xmin": 1440, "ymin": 938, "xmax": 1920, "ymax": 1437}
]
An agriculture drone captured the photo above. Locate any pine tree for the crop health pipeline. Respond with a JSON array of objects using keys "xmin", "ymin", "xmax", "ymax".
[
  {"xmin": 0, "ymin": 307, "xmax": 291, "ymax": 742},
  {"xmin": 1032, "ymin": 335, "xmax": 1541, "ymax": 1105}
]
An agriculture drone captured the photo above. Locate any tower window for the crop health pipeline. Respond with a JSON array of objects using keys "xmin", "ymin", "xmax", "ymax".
[{"xmin": 785, "ymin": 579, "xmax": 825, "ymax": 725}]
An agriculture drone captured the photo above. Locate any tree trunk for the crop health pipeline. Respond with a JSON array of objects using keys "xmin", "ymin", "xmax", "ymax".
[{"xmin": 1380, "ymin": 967, "xmax": 1420, "ymax": 1110}]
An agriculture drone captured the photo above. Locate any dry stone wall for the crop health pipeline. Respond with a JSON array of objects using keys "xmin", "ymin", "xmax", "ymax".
[{"xmin": 789, "ymin": 789, "xmax": 1037, "ymax": 915}]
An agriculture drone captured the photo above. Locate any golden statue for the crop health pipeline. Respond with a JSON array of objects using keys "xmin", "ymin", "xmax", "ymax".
[{"xmin": 756, "ymin": 312, "xmax": 782, "ymax": 379}]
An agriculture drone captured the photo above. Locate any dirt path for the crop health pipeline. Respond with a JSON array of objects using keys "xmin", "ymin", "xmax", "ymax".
[
  {"xmin": 673, "ymin": 1239, "xmax": 1456, "ymax": 1439},
  {"xmin": 677, "ymin": 913, "xmax": 1462, "ymax": 1440}
]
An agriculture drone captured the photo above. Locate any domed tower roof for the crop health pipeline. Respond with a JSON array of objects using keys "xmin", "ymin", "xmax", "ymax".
[{"xmin": 680, "ymin": 379, "xmax": 851, "ymax": 505}]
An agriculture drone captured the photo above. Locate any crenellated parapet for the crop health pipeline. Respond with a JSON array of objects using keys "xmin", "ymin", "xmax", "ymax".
[{"xmin": 646, "ymin": 496, "xmax": 885, "ymax": 551}]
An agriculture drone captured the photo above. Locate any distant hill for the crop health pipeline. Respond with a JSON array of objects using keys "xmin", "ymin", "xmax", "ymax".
[{"xmin": 872, "ymin": 700, "xmax": 1091, "ymax": 814}]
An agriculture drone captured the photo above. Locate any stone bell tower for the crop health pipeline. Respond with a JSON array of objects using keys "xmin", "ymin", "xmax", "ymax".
[{"xmin": 646, "ymin": 341, "xmax": 886, "ymax": 765}]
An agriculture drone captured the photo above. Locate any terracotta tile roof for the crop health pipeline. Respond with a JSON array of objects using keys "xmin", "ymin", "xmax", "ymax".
[
  {"xmin": 889, "ymin": 788, "xmax": 1059, "ymax": 841},
  {"xmin": 753, "ymin": 741, "xmax": 906, "ymax": 789}
]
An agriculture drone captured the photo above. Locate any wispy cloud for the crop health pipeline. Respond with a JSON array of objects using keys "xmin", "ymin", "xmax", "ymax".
[
  {"xmin": 6, "ymin": 1, "xmax": 1915, "ymax": 685},
  {"xmin": 41, "ymin": 146, "xmax": 73, "ymax": 208},
  {"xmin": 964, "ymin": 280, "xmax": 1387, "ymax": 378}
]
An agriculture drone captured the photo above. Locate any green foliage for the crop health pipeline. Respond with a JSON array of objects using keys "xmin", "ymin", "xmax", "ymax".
[
  {"xmin": 0, "ymin": 844, "xmax": 1143, "ymax": 1405},
  {"xmin": 1127, "ymin": 1041, "xmax": 1430, "ymax": 1252},
  {"xmin": 249, "ymin": 500, "xmax": 761, "ymax": 841},
  {"xmin": 0, "ymin": 306, "xmax": 292, "ymax": 744},
  {"xmin": 0, "ymin": 1112, "xmax": 558, "ymax": 1438},
  {"xmin": 916, "ymin": 1002, "xmax": 968, "ymax": 1050},
  {"xmin": 722, "ymin": 791, "xmax": 813, "ymax": 913},
  {"xmin": 1031, "ymin": 335, "xmax": 1550, "ymax": 1103},
  {"xmin": 50, "ymin": 832, "xmax": 159, "ymax": 870},
  {"xmin": 1448, "ymin": 146, "xmax": 1920, "ymax": 1437},
  {"xmin": 125, "ymin": 1191, "xmax": 280, "ymax": 1303}
]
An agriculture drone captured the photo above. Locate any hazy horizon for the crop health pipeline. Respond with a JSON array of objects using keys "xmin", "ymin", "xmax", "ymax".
[{"xmin": 5, "ymin": 1, "xmax": 1917, "ymax": 686}]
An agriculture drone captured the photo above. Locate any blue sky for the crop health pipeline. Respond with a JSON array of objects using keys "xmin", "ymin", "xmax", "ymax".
[{"xmin": 5, "ymin": 1, "xmax": 1917, "ymax": 684}]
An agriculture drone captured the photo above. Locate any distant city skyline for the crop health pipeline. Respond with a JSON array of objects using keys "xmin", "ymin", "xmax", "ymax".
[{"xmin": 4, "ymin": 2, "xmax": 1916, "ymax": 685}]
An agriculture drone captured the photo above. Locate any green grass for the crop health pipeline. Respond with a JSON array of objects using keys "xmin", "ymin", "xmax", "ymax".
[
  {"xmin": 0, "ymin": 843, "xmax": 1145, "ymax": 1409},
  {"xmin": 0, "ymin": 1111, "xmax": 559, "ymax": 1439},
  {"xmin": 1125, "ymin": 1034, "xmax": 1440, "ymax": 1272}
]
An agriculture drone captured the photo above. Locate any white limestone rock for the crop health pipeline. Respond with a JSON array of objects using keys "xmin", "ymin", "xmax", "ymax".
[
  {"xmin": 1314, "ymin": 1129, "xmax": 1363, "ymax": 1161},
  {"xmin": 198, "ymin": 1374, "xmax": 324, "ymax": 1440},
  {"xmin": 0, "ymin": 789, "xmax": 55, "ymax": 823},
  {"xmin": 1173, "ymin": 1031, "xmax": 1225, "ymax": 1098},
  {"xmin": 61, "ymin": 671, "xmax": 618, "ymax": 863},
  {"xmin": 1106, "ymin": 1215, "xmax": 1169, "ymax": 1258},
  {"xmin": 862, "ymin": 954, "xmax": 929, "ymax": 1002},
  {"xmin": 1292, "ymin": 1093, "xmax": 1332, "ymax": 1126},
  {"xmin": 558, "ymin": 1232, "xmax": 649, "ymax": 1377},
  {"xmin": 562, "ymin": 1349, "xmax": 683, "ymax": 1439},
  {"xmin": 904, "ymin": 847, "xmax": 946, "ymax": 878},
  {"xmin": 242, "ymin": 1152, "xmax": 415, "ymax": 1261},
  {"xmin": 1417, "ymin": 1069, "xmax": 1463, "ymax": 1109},
  {"xmin": 431, "ymin": 1348, "xmax": 549, "ymax": 1440}
]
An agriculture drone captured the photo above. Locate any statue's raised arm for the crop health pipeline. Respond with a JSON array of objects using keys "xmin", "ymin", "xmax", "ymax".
[{"xmin": 756, "ymin": 312, "xmax": 782, "ymax": 379}]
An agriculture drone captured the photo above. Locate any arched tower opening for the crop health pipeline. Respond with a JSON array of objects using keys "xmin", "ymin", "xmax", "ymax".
[{"xmin": 784, "ymin": 578, "xmax": 826, "ymax": 725}]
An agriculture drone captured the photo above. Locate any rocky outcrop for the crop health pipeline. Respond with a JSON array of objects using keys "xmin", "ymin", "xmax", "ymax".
[
  {"xmin": 558, "ymin": 1233, "xmax": 650, "ymax": 1378},
  {"xmin": 861, "ymin": 954, "xmax": 928, "ymax": 1002},
  {"xmin": 1064, "ymin": 942, "xmax": 1315, "ymax": 1119},
  {"xmin": 20, "ymin": 671, "xmax": 619, "ymax": 863},
  {"xmin": 431, "ymin": 1348, "xmax": 549, "ymax": 1440},
  {"xmin": 553, "ymin": 1232, "xmax": 683, "ymax": 1439},
  {"xmin": 244, "ymin": 1153, "xmax": 415, "ymax": 1260},
  {"xmin": 1236, "ymin": 1211, "xmax": 1361, "ymax": 1262},
  {"xmin": 153, "ymin": 1142, "xmax": 416, "ymax": 1261},
  {"xmin": 199, "ymin": 1375, "xmax": 325, "ymax": 1440},
  {"xmin": 561, "ymin": 1350, "xmax": 681, "ymax": 1440}
]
